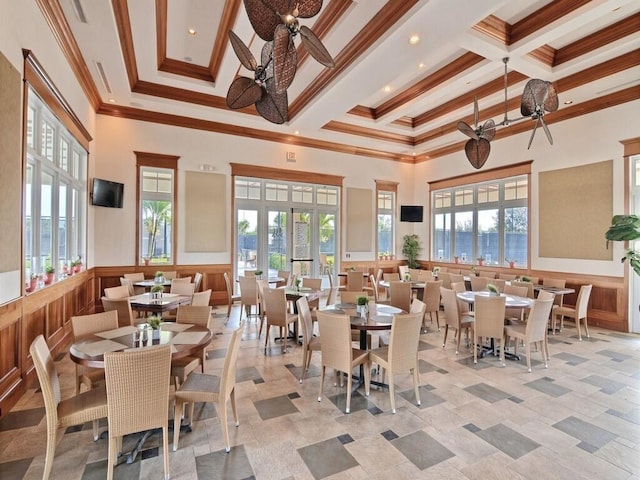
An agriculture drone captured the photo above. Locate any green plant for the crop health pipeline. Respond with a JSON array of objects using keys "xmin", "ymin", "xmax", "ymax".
[
  {"xmin": 154, "ymin": 271, "xmax": 164, "ymax": 277},
  {"xmin": 150, "ymin": 284, "xmax": 164, "ymax": 293},
  {"xmin": 606, "ymin": 214, "xmax": 640, "ymax": 276},
  {"xmin": 476, "ymin": 256, "xmax": 485, "ymax": 262},
  {"xmin": 520, "ymin": 275, "xmax": 531, "ymax": 282},
  {"xmin": 357, "ymin": 295, "xmax": 369, "ymax": 306},
  {"xmin": 147, "ymin": 315, "xmax": 161, "ymax": 329},
  {"xmin": 254, "ymin": 270, "xmax": 263, "ymax": 276},
  {"xmin": 487, "ymin": 283, "xmax": 500, "ymax": 294},
  {"xmin": 402, "ymin": 234, "xmax": 421, "ymax": 269}
]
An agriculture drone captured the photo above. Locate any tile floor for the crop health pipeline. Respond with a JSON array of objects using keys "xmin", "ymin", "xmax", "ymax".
[{"xmin": 0, "ymin": 304, "xmax": 638, "ymax": 479}]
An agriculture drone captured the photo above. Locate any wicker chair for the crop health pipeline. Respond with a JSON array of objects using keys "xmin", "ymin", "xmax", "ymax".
[
  {"xmin": 162, "ymin": 271, "xmax": 178, "ymax": 280},
  {"xmin": 30, "ymin": 335, "xmax": 107, "ymax": 480},
  {"xmin": 124, "ymin": 272, "xmax": 146, "ymax": 295},
  {"xmin": 173, "ymin": 323, "xmax": 245, "ymax": 453},
  {"xmin": 255, "ymin": 279, "xmax": 270, "ymax": 337},
  {"xmin": 170, "ymin": 281, "xmax": 196, "ymax": 296},
  {"xmin": 316, "ymin": 311, "xmax": 370, "ymax": 413},
  {"xmin": 193, "ymin": 272, "xmax": 203, "ymax": 292},
  {"xmin": 297, "ymin": 297, "xmax": 321, "ymax": 383},
  {"xmin": 472, "ymin": 295, "xmax": 506, "ymax": 365},
  {"xmin": 223, "ymin": 272, "xmax": 241, "ymax": 322},
  {"xmin": 552, "ymin": 284, "xmax": 593, "ymax": 341},
  {"xmin": 104, "ymin": 285, "xmax": 129, "ymax": 299},
  {"xmin": 104, "ymin": 345, "xmax": 172, "ymax": 480},
  {"xmin": 345, "ymin": 270, "xmax": 365, "ymax": 291},
  {"xmin": 469, "ymin": 276, "xmax": 489, "ymax": 292},
  {"xmin": 440, "ymin": 286, "xmax": 474, "ymax": 354},
  {"xmin": 170, "ymin": 305, "xmax": 214, "ymax": 387},
  {"xmin": 368, "ymin": 312, "xmax": 422, "ymax": 413},
  {"xmin": 504, "ymin": 296, "xmax": 554, "ymax": 371},
  {"xmin": 239, "ymin": 275, "xmax": 260, "ymax": 322},
  {"xmin": 119, "ymin": 277, "xmax": 136, "ymax": 296},
  {"xmin": 423, "ymin": 280, "xmax": 442, "ymax": 331},
  {"xmin": 262, "ymin": 287, "xmax": 298, "ymax": 352},
  {"xmin": 389, "ymin": 281, "xmax": 412, "ymax": 313},
  {"xmin": 191, "ymin": 289, "xmax": 212, "ymax": 307},
  {"xmin": 101, "ymin": 297, "xmax": 136, "ymax": 327},
  {"xmin": 70, "ymin": 310, "xmax": 119, "ymax": 395}
]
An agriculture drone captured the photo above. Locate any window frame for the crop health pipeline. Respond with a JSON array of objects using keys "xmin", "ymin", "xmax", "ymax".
[{"xmin": 375, "ymin": 181, "xmax": 397, "ymax": 259}]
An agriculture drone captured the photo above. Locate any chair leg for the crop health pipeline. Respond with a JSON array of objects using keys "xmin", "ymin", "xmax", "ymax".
[
  {"xmin": 345, "ymin": 371, "xmax": 353, "ymax": 414},
  {"xmin": 583, "ymin": 315, "xmax": 590, "ymax": 339},
  {"xmin": 230, "ymin": 389, "xmax": 239, "ymax": 427},
  {"xmin": 300, "ymin": 349, "xmax": 308, "ymax": 383},
  {"xmin": 413, "ymin": 366, "xmax": 421, "ymax": 406},
  {"xmin": 500, "ymin": 336, "xmax": 506, "ymax": 366},
  {"xmin": 43, "ymin": 426, "xmax": 56, "ymax": 480},
  {"xmin": 107, "ymin": 436, "xmax": 117, "ymax": 480},
  {"xmin": 162, "ymin": 425, "xmax": 170, "ymax": 479},
  {"xmin": 389, "ymin": 369, "xmax": 396, "ymax": 414},
  {"xmin": 317, "ymin": 366, "xmax": 325, "ymax": 402},
  {"xmin": 92, "ymin": 419, "xmax": 100, "ymax": 441},
  {"xmin": 218, "ymin": 398, "xmax": 231, "ymax": 453},
  {"xmin": 364, "ymin": 360, "xmax": 371, "ymax": 397},
  {"xmin": 173, "ymin": 400, "xmax": 184, "ymax": 451},
  {"xmin": 442, "ymin": 325, "xmax": 449, "ymax": 348},
  {"xmin": 575, "ymin": 315, "xmax": 582, "ymax": 341},
  {"xmin": 543, "ymin": 337, "xmax": 550, "ymax": 368},
  {"xmin": 455, "ymin": 328, "xmax": 462, "ymax": 355},
  {"xmin": 473, "ymin": 332, "xmax": 478, "ymax": 364},
  {"xmin": 525, "ymin": 342, "xmax": 532, "ymax": 372}
]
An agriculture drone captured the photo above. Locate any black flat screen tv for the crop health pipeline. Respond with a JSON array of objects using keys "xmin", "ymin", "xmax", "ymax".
[
  {"xmin": 91, "ymin": 178, "xmax": 124, "ymax": 208},
  {"xmin": 400, "ymin": 205, "xmax": 423, "ymax": 222}
]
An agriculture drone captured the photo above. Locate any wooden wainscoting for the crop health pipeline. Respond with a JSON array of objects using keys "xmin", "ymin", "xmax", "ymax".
[{"xmin": 0, "ymin": 270, "xmax": 95, "ymax": 419}]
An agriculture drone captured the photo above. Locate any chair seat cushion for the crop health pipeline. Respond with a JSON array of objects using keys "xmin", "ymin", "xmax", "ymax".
[
  {"xmin": 369, "ymin": 347, "xmax": 388, "ymax": 363},
  {"xmin": 554, "ymin": 306, "xmax": 576, "ymax": 317},
  {"xmin": 171, "ymin": 356, "xmax": 201, "ymax": 381},
  {"xmin": 58, "ymin": 386, "xmax": 108, "ymax": 427},
  {"xmin": 504, "ymin": 323, "xmax": 526, "ymax": 338},
  {"xmin": 175, "ymin": 373, "xmax": 221, "ymax": 402},
  {"xmin": 308, "ymin": 337, "xmax": 321, "ymax": 350}
]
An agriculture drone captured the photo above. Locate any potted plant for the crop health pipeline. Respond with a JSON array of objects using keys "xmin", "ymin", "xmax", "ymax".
[
  {"xmin": 150, "ymin": 284, "xmax": 164, "ymax": 299},
  {"xmin": 605, "ymin": 214, "xmax": 640, "ymax": 276},
  {"xmin": 254, "ymin": 269, "xmax": 263, "ymax": 279},
  {"xmin": 143, "ymin": 257, "xmax": 151, "ymax": 266},
  {"xmin": 44, "ymin": 264, "xmax": 55, "ymax": 285},
  {"xmin": 487, "ymin": 283, "xmax": 500, "ymax": 295},
  {"xmin": 476, "ymin": 256, "xmax": 485, "ymax": 266},
  {"xmin": 154, "ymin": 271, "xmax": 165, "ymax": 283},
  {"xmin": 506, "ymin": 258, "xmax": 516, "ymax": 268},
  {"xmin": 356, "ymin": 295, "xmax": 369, "ymax": 317},
  {"xmin": 402, "ymin": 234, "xmax": 421, "ymax": 269},
  {"xmin": 454, "ymin": 256, "xmax": 459, "ymax": 264},
  {"xmin": 71, "ymin": 256, "xmax": 82, "ymax": 273},
  {"xmin": 147, "ymin": 315, "xmax": 161, "ymax": 330},
  {"xmin": 520, "ymin": 275, "xmax": 532, "ymax": 282},
  {"xmin": 432, "ymin": 266, "xmax": 440, "ymax": 277},
  {"xmin": 26, "ymin": 273, "xmax": 37, "ymax": 292}
]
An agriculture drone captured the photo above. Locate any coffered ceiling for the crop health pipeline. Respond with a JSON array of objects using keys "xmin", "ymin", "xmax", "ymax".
[{"xmin": 40, "ymin": 0, "xmax": 640, "ymax": 163}]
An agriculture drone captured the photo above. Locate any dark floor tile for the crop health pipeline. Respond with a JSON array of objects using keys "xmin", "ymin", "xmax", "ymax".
[
  {"xmin": 254, "ymin": 395, "xmax": 299, "ymax": 421},
  {"xmin": 327, "ymin": 390, "xmax": 373, "ymax": 414},
  {"xmin": 298, "ymin": 437, "xmax": 358, "ymax": 480},
  {"xmin": 0, "ymin": 457, "xmax": 33, "ymax": 479},
  {"xmin": 196, "ymin": 444, "xmax": 254, "ymax": 480},
  {"xmin": 553, "ymin": 352, "xmax": 589, "ymax": 365},
  {"xmin": 236, "ymin": 366, "xmax": 263, "ymax": 383},
  {"xmin": 577, "ymin": 441, "xmax": 599, "ymax": 453},
  {"xmin": 552, "ymin": 416, "xmax": 617, "ymax": 450},
  {"xmin": 475, "ymin": 423, "xmax": 540, "ymax": 459},
  {"xmin": 381, "ymin": 430, "xmax": 398, "ymax": 441},
  {"xmin": 337, "ymin": 434, "xmax": 354, "ymax": 445},
  {"xmin": 455, "ymin": 357, "xmax": 493, "ymax": 370},
  {"xmin": 463, "ymin": 383, "xmax": 510, "ymax": 403},
  {"xmin": 286, "ymin": 363, "xmax": 321, "ymax": 381},
  {"xmin": 400, "ymin": 388, "xmax": 445, "ymax": 408},
  {"xmin": 391, "ymin": 430, "xmax": 454, "ymax": 470},
  {"xmin": 368, "ymin": 406, "xmax": 383, "ymax": 415},
  {"xmin": 140, "ymin": 447, "xmax": 159, "ymax": 460},
  {"xmin": 288, "ymin": 392, "xmax": 300, "ymax": 400},
  {"xmin": 606, "ymin": 408, "xmax": 640, "ymax": 425},
  {"xmin": 580, "ymin": 374, "xmax": 625, "ymax": 394},
  {"xmin": 508, "ymin": 396, "xmax": 523, "ymax": 403},
  {"xmin": 418, "ymin": 359, "xmax": 442, "ymax": 373},
  {"xmin": 596, "ymin": 349, "xmax": 632, "ymax": 362},
  {"xmin": 417, "ymin": 341, "xmax": 436, "ymax": 351},
  {"xmin": 463, "ymin": 423, "xmax": 481, "ymax": 433},
  {"xmin": 190, "ymin": 401, "xmax": 218, "ymax": 422},
  {"xmin": 524, "ymin": 378, "xmax": 571, "ymax": 397},
  {"xmin": 0, "ymin": 407, "xmax": 45, "ymax": 431},
  {"xmin": 82, "ymin": 458, "xmax": 140, "ymax": 480},
  {"xmin": 206, "ymin": 348, "xmax": 227, "ymax": 360}
]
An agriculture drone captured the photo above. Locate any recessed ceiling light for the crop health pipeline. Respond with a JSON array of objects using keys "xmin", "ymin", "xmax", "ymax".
[
  {"xmin": 294, "ymin": 130, "xmax": 300, "ymax": 135},
  {"xmin": 465, "ymin": 81, "xmax": 472, "ymax": 85},
  {"xmin": 184, "ymin": 56, "xmax": 193, "ymax": 62},
  {"xmin": 564, "ymin": 100, "xmax": 573, "ymax": 105},
  {"xmin": 418, "ymin": 63, "xmax": 425, "ymax": 69},
  {"xmin": 383, "ymin": 85, "xmax": 391, "ymax": 93},
  {"xmin": 188, "ymin": 28, "xmax": 197, "ymax": 36},
  {"xmin": 612, "ymin": 6, "xmax": 621, "ymax": 12},
  {"xmin": 108, "ymin": 98, "xmax": 116, "ymax": 103},
  {"xmin": 409, "ymin": 35, "xmax": 420, "ymax": 45}
]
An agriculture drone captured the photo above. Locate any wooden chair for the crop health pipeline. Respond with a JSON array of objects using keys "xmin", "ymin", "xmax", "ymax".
[
  {"xmin": 70, "ymin": 310, "xmax": 119, "ymax": 395},
  {"xmin": 262, "ymin": 287, "xmax": 297, "ymax": 352},
  {"xmin": 302, "ymin": 277, "xmax": 323, "ymax": 310},
  {"xmin": 504, "ymin": 296, "xmax": 554, "ymax": 371},
  {"xmin": 104, "ymin": 285, "xmax": 129, "ymax": 299},
  {"xmin": 368, "ymin": 312, "xmax": 422, "ymax": 413},
  {"xmin": 101, "ymin": 297, "xmax": 136, "ymax": 327},
  {"xmin": 173, "ymin": 323, "xmax": 244, "ymax": 453},
  {"xmin": 170, "ymin": 305, "xmax": 213, "ymax": 386},
  {"xmin": 438, "ymin": 271, "xmax": 452, "ymax": 289},
  {"xmin": 398, "ymin": 265, "xmax": 409, "ymax": 279},
  {"xmin": 498, "ymin": 273, "xmax": 517, "ymax": 280},
  {"xmin": 162, "ymin": 271, "xmax": 178, "ymax": 280},
  {"xmin": 503, "ymin": 284, "xmax": 529, "ymax": 323},
  {"xmin": 316, "ymin": 311, "xmax": 370, "ymax": 413},
  {"xmin": 552, "ymin": 284, "xmax": 593, "ymax": 340},
  {"xmin": 383, "ymin": 272, "xmax": 400, "ymax": 282},
  {"xmin": 275, "ymin": 270, "xmax": 290, "ymax": 288},
  {"xmin": 440, "ymin": 286, "xmax": 474, "ymax": 354},
  {"xmin": 389, "ymin": 281, "xmax": 412, "ymax": 313},
  {"xmin": 297, "ymin": 297, "xmax": 321, "ymax": 383},
  {"xmin": 423, "ymin": 280, "xmax": 442, "ymax": 331},
  {"xmin": 473, "ymin": 295, "xmax": 506, "ymax": 365},
  {"xmin": 104, "ymin": 345, "xmax": 172, "ymax": 480},
  {"xmin": 256, "ymin": 279, "xmax": 270, "ymax": 337},
  {"xmin": 224, "ymin": 272, "xmax": 241, "ymax": 322},
  {"xmin": 30, "ymin": 335, "xmax": 107, "ymax": 480},
  {"xmin": 339, "ymin": 290, "xmax": 367, "ymax": 304}
]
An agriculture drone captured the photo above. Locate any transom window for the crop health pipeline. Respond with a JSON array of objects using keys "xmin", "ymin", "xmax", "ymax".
[{"xmin": 432, "ymin": 175, "xmax": 528, "ymax": 266}]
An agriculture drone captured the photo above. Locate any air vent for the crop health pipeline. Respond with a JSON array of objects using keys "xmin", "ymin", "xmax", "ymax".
[
  {"xmin": 95, "ymin": 62, "xmax": 112, "ymax": 94},
  {"xmin": 72, "ymin": 0, "xmax": 88, "ymax": 23}
]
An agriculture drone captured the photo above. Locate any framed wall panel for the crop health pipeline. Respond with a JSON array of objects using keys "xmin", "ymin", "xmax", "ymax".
[
  {"xmin": 346, "ymin": 187, "xmax": 373, "ymax": 252},
  {"xmin": 184, "ymin": 171, "xmax": 226, "ymax": 252}
]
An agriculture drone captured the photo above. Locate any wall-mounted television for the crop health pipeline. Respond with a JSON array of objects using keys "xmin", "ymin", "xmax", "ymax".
[
  {"xmin": 91, "ymin": 178, "xmax": 124, "ymax": 208},
  {"xmin": 400, "ymin": 205, "xmax": 423, "ymax": 222}
]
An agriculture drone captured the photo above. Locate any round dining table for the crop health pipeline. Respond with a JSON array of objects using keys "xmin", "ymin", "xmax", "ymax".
[
  {"xmin": 456, "ymin": 290, "xmax": 533, "ymax": 308},
  {"xmin": 69, "ymin": 323, "xmax": 212, "ymax": 369}
]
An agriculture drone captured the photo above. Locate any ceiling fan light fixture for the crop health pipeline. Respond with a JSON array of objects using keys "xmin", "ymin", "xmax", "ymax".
[{"xmin": 187, "ymin": 28, "xmax": 197, "ymax": 36}]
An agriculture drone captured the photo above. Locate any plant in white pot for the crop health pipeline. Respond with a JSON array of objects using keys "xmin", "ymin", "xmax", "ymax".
[{"xmin": 605, "ymin": 214, "xmax": 640, "ymax": 276}]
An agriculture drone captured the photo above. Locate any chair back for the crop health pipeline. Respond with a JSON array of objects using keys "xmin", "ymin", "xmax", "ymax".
[
  {"xmin": 476, "ymin": 269, "xmax": 496, "ymax": 279},
  {"xmin": 193, "ymin": 272, "xmax": 203, "ymax": 292},
  {"xmin": 30, "ymin": 335, "xmax": 62, "ymax": 427},
  {"xmin": 383, "ymin": 272, "xmax": 400, "ymax": 282},
  {"xmin": 398, "ymin": 265, "xmax": 409, "ymax": 278},
  {"xmin": 503, "ymin": 284, "xmax": 528, "ymax": 298},
  {"xmin": 120, "ymin": 277, "xmax": 135, "ymax": 296},
  {"xmin": 297, "ymin": 297, "xmax": 314, "ymax": 347},
  {"xmin": 176, "ymin": 305, "xmax": 212, "ymax": 328},
  {"xmin": 492, "ymin": 279, "xmax": 506, "ymax": 292},
  {"xmin": 191, "ymin": 289, "xmax": 212, "ymax": 306},
  {"xmin": 256, "ymin": 279, "xmax": 270, "ymax": 314},
  {"xmin": 408, "ymin": 269, "xmax": 422, "ymax": 280},
  {"xmin": 469, "ymin": 276, "xmax": 488, "ymax": 292},
  {"xmin": 346, "ymin": 271, "xmax": 365, "ymax": 291},
  {"xmin": 369, "ymin": 274, "xmax": 380, "ymax": 302},
  {"xmin": 163, "ymin": 271, "xmax": 178, "ymax": 280},
  {"xmin": 473, "ymin": 295, "xmax": 506, "ymax": 337},
  {"xmin": 302, "ymin": 277, "xmax": 322, "ymax": 290},
  {"xmin": 172, "ymin": 276, "xmax": 192, "ymax": 283},
  {"xmin": 511, "ymin": 281, "xmax": 534, "ymax": 298},
  {"xmin": 543, "ymin": 278, "xmax": 566, "ymax": 306},
  {"xmin": 576, "ymin": 285, "xmax": 593, "ymax": 317},
  {"xmin": 239, "ymin": 275, "xmax": 258, "ymax": 305},
  {"xmin": 104, "ymin": 285, "xmax": 129, "ymax": 299},
  {"xmin": 101, "ymin": 297, "xmax": 134, "ymax": 327},
  {"xmin": 450, "ymin": 282, "xmax": 470, "ymax": 313},
  {"xmin": 243, "ymin": 270, "xmax": 257, "ymax": 276},
  {"xmin": 499, "ymin": 273, "xmax": 517, "ymax": 280},
  {"xmin": 316, "ymin": 311, "xmax": 352, "ymax": 371},
  {"xmin": 536, "ymin": 290, "xmax": 555, "ymax": 302},
  {"xmin": 124, "ymin": 272, "xmax": 144, "ymax": 281},
  {"xmin": 439, "ymin": 271, "xmax": 452, "ymax": 289},
  {"xmin": 104, "ymin": 345, "xmax": 171, "ymax": 437},
  {"xmin": 389, "ymin": 281, "xmax": 411, "ymax": 313},
  {"xmin": 71, "ymin": 311, "xmax": 119, "ymax": 340},
  {"xmin": 410, "ymin": 298, "xmax": 426, "ymax": 326},
  {"xmin": 423, "ymin": 280, "xmax": 442, "ymax": 313},
  {"xmin": 340, "ymin": 290, "xmax": 367, "ymax": 304},
  {"xmin": 220, "ymin": 323, "xmax": 245, "ymax": 399},
  {"xmin": 525, "ymin": 297, "xmax": 554, "ymax": 343},
  {"xmin": 449, "ymin": 273, "xmax": 463, "ymax": 285},
  {"xmin": 276, "ymin": 270, "xmax": 290, "ymax": 288},
  {"xmin": 374, "ymin": 268, "xmax": 383, "ymax": 286},
  {"xmin": 326, "ymin": 287, "xmax": 338, "ymax": 306},
  {"xmin": 262, "ymin": 288, "xmax": 289, "ymax": 327},
  {"xmin": 170, "ymin": 282, "xmax": 196, "ymax": 296},
  {"xmin": 440, "ymin": 287, "xmax": 462, "ymax": 328},
  {"xmin": 224, "ymin": 271, "xmax": 234, "ymax": 303},
  {"xmin": 388, "ymin": 313, "xmax": 423, "ymax": 371}
]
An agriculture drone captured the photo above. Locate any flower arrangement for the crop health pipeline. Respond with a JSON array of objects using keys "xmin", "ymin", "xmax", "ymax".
[
  {"xmin": 146, "ymin": 315, "xmax": 161, "ymax": 329},
  {"xmin": 487, "ymin": 283, "xmax": 500, "ymax": 295}
]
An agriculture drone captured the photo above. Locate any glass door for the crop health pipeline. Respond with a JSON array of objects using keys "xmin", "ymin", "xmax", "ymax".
[
  {"xmin": 267, "ymin": 210, "xmax": 288, "ymax": 278},
  {"xmin": 236, "ymin": 209, "xmax": 258, "ymax": 277},
  {"xmin": 291, "ymin": 209, "xmax": 313, "ymax": 278},
  {"xmin": 318, "ymin": 212, "xmax": 336, "ymax": 283}
]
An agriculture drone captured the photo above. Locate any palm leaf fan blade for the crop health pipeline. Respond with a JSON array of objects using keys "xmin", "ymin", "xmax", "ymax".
[
  {"xmin": 541, "ymin": 118, "xmax": 553, "ymax": 145},
  {"xmin": 226, "ymin": 77, "xmax": 262, "ymax": 109},
  {"xmin": 228, "ymin": 30, "xmax": 257, "ymax": 71},
  {"xmin": 256, "ymin": 78, "xmax": 288, "ymax": 124},
  {"xmin": 520, "ymin": 79, "xmax": 537, "ymax": 116},
  {"xmin": 543, "ymin": 82, "xmax": 559, "ymax": 112},
  {"xmin": 481, "ymin": 119, "xmax": 496, "ymax": 141},
  {"xmin": 457, "ymin": 121, "xmax": 478, "ymax": 140},
  {"xmin": 465, "ymin": 138, "xmax": 490, "ymax": 170},
  {"xmin": 273, "ymin": 24, "xmax": 297, "ymax": 93},
  {"xmin": 299, "ymin": 25, "xmax": 334, "ymax": 67},
  {"xmin": 296, "ymin": 0, "xmax": 323, "ymax": 17},
  {"xmin": 243, "ymin": 0, "xmax": 281, "ymax": 41}
]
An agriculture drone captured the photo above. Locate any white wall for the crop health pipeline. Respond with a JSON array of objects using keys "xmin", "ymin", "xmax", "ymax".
[{"xmin": 414, "ymin": 100, "xmax": 640, "ymax": 277}]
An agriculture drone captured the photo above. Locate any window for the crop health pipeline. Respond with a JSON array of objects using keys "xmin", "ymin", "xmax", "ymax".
[
  {"xmin": 432, "ymin": 175, "xmax": 528, "ymax": 266},
  {"xmin": 139, "ymin": 166, "xmax": 174, "ymax": 264},
  {"xmin": 24, "ymin": 87, "xmax": 86, "ymax": 277},
  {"xmin": 376, "ymin": 181, "xmax": 397, "ymax": 258}
]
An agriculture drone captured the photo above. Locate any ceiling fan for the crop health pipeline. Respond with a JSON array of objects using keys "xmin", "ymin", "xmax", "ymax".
[
  {"xmin": 226, "ymin": 31, "xmax": 288, "ymax": 124},
  {"xmin": 457, "ymin": 57, "xmax": 559, "ymax": 169}
]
